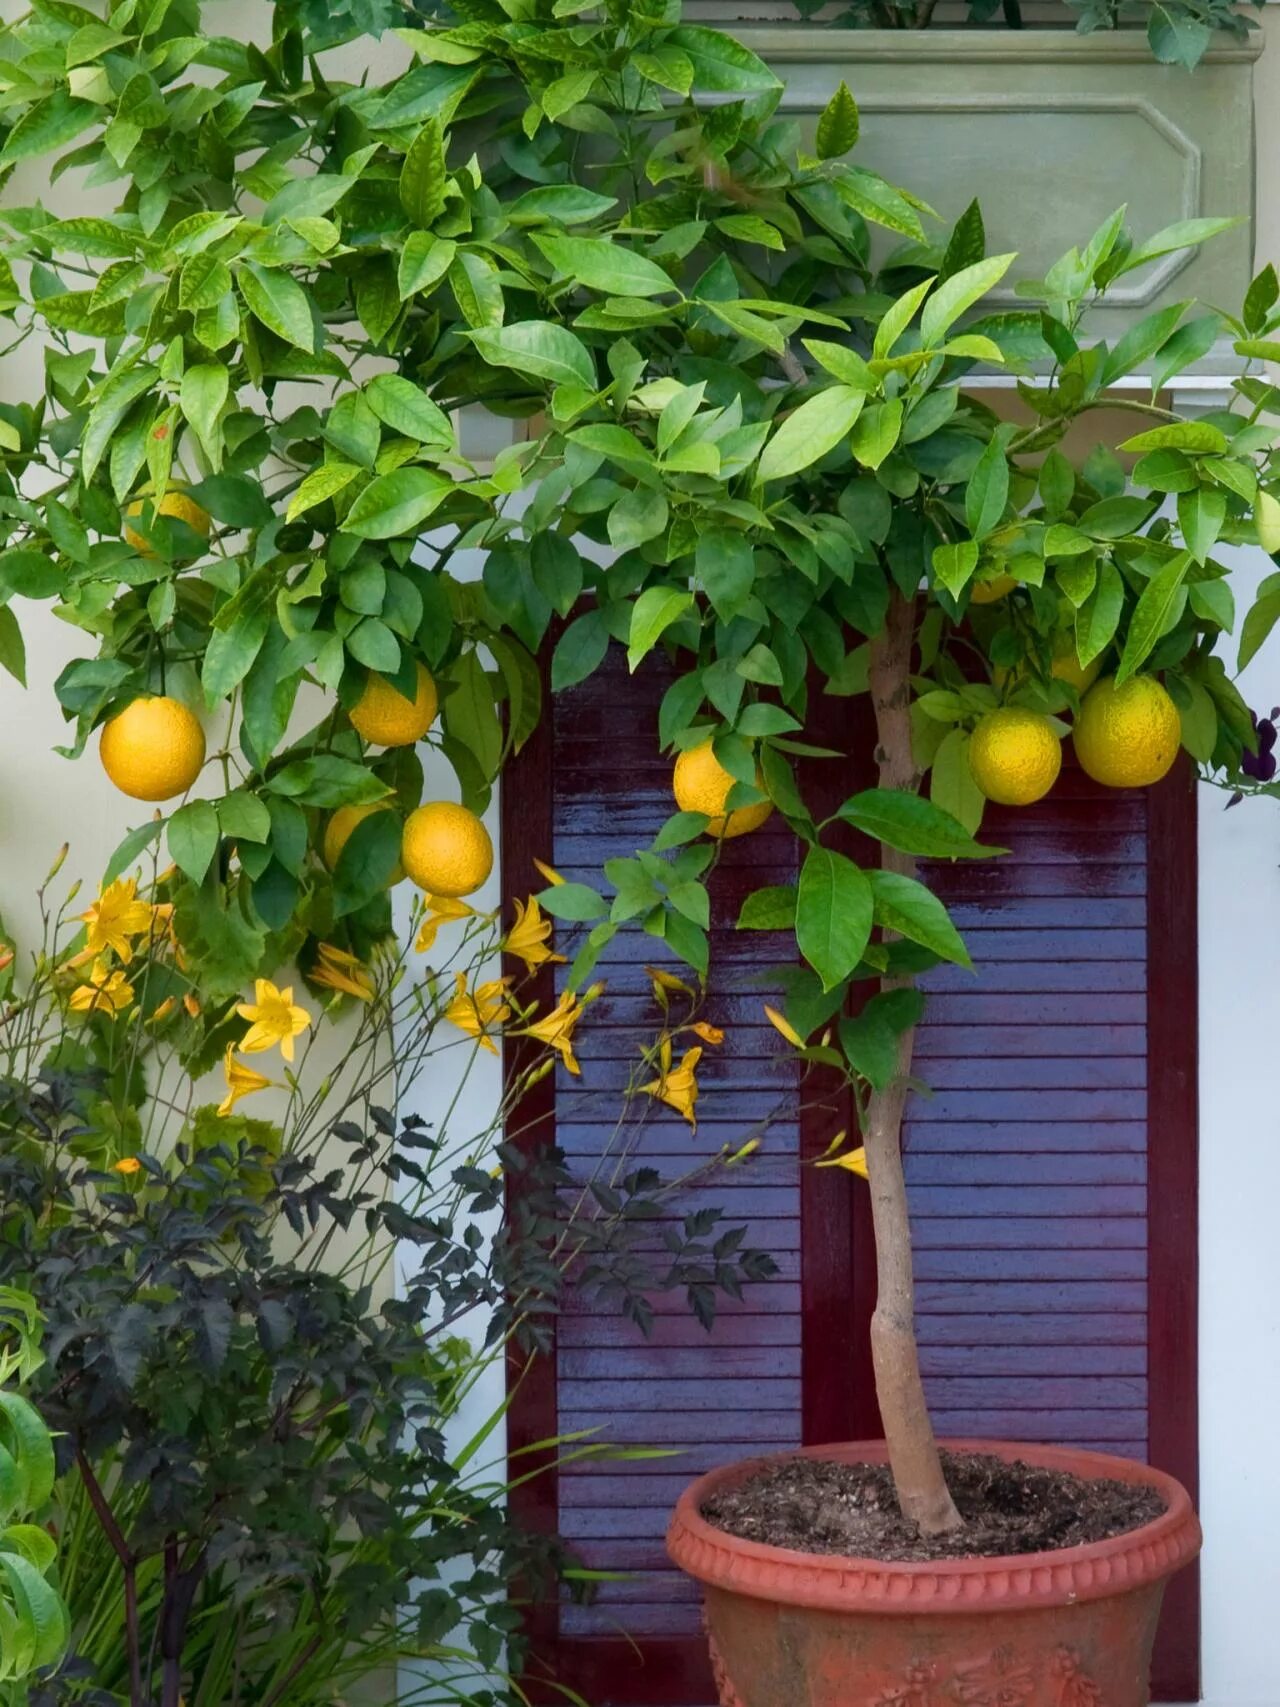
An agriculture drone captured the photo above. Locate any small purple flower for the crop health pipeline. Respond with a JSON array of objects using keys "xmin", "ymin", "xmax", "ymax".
[{"xmin": 1241, "ymin": 708, "xmax": 1279, "ymax": 783}]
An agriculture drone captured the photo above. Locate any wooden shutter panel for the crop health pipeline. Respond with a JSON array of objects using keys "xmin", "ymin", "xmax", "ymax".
[{"xmin": 506, "ymin": 648, "xmax": 1198, "ymax": 1706}]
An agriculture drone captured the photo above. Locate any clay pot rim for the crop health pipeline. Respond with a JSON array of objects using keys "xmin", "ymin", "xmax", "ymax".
[{"xmin": 666, "ymin": 1438, "xmax": 1203, "ymax": 1614}]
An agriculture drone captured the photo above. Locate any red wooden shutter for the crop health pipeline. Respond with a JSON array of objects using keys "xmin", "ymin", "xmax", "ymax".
[{"xmin": 505, "ymin": 647, "xmax": 1198, "ymax": 1706}]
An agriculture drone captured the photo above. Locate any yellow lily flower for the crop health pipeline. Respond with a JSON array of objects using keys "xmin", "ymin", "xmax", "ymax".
[
  {"xmin": 112, "ymin": 1156, "xmax": 143, "ymax": 1176},
  {"xmin": 235, "ymin": 979, "xmax": 312, "ymax": 1062},
  {"xmin": 148, "ymin": 996, "xmax": 178, "ymax": 1024},
  {"xmin": 532, "ymin": 857, "xmax": 564, "ymax": 886},
  {"xmin": 69, "ymin": 958, "xmax": 135, "ymax": 1019},
  {"xmin": 815, "ymin": 1144, "xmax": 869, "ymax": 1181},
  {"xmin": 520, "ymin": 988, "xmax": 588, "ymax": 1076},
  {"xmin": 444, "ymin": 972, "xmax": 511, "ymax": 1055},
  {"xmin": 415, "ymin": 894, "xmax": 477, "ymax": 954},
  {"xmin": 503, "ymin": 896, "xmax": 566, "ymax": 976},
  {"xmin": 311, "ymin": 942, "xmax": 375, "ymax": 1003},
  {"xmin": 689, "ymin": 1021, "xmax": 724, "ymax": 1046},
  {"xmin": 217, "ymin": 1045, "xmax": 274, "ymax": 1117},
  {"xmin": 80, "ymin": 878, "xmax": 153, "ymax": 964},
  {"xmin": 641, "ymin": 1039, "xmax": 703, "ymax": 1128},
  {"xmin": 764, "ymin": 1004, "xmax": 804, "ymax": 1047}
]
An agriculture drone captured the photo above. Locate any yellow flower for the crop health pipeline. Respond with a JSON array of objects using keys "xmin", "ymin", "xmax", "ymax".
[
  {"xmin": 504, "ymin": 897, "xmax": 566, "ymax": 976},
  {"xmin": 183, "ymin": 992, "xmax": 201, "ymax": 1018},
  {"xmin": 415, "ymin": 894, "xmax": 477, "ymax": 954},
  {"xmin": 81, "ymin": 878, "xmax": 154, "ymax": 964},
  {"xmin": 444, "ymin": 972, "xmax": 511, "ymax": 1055},
  {"xmin": 235, "ymin": 979, "xmax": 312, "ymax": 1062},
  {"xmin": 148, "ymin": 996, "xmax": 177, "ymax": 1023},
  {"xmin": 689, "ymin": 1021, "xmax": 724, "ymax": 1046},
  {"xmin": 816, "ymin": 1144, "xmax": 869, "ymax": 1180},
  {"xmin": 217, "ymin": 1045, "xmax": 274, "ymax": 1117},
  {"xmin": 0, "ymin": 948, "xmax": 12, "ymax": 974},
  {"xmin": 69, "ymin": 958, "xmax": 135, "ymax": 1019},
  {"xmin": 532, "ymin": 857, "xmax": 564, "ymax": 886},
  {"xmin": 112, "ymin": 1156, "xmax": 143, "ymax": 1176},
  {"xmin": 520, "ymin": 988, "xmax": 587, "ymax": 1076},
  {"xmin": 646, "ymin": 965, "xmax": 693, "ymax": 996},
  {"xmin": 311, "ymin": 942, "xmax": 375, "ymax": 1003},
  {"xmin": 764, "ymin": 1004, "xmax": 804, "ymax": 1047},
  {"xmin": 641, "ymin": 1039, "xmax": 703, "ymax": 1128}
]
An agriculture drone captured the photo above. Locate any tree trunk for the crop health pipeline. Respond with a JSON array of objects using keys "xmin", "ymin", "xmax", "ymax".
[{"xmin": 864, "ymin": 591, "xmax": 963, "ymax": 1536}]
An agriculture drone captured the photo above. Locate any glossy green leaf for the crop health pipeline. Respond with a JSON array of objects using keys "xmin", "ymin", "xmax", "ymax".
[
  {"xmin": 837, "ymin": 789, "xmax": 1004, "ymax": 860},
  {"xmin": 1116, "ymin": 552, "xmax": 1191, "ymax": 684},
  {"xmin": 796, "ymin": 845, "xmax": 873, "ymax": 992},
  {"xmin": 471, "ymin": 320, "xmax": 596, "ymax": 390},
  {"xmin": 757, "ymin": 386, "xmax": 864, "ymax": 484},
  {"xmin": 870, "ymin": 869, "xmax": 971, "ymax": 968},
  {"xmin": 342, "ymin": 468, "xmax": 452, "ymax": 539}
]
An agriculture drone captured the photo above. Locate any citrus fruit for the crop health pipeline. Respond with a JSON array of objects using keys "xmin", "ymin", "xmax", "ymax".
[
  {"xmin": 672, "ymin": 740, "xmax": 773, "ymax": 838},
  {"xmin": 401, "ymin": 802, "xmax": 493, "ymax": 897},
  {"xmin": 349, "ymin": 664, "xmax": 438, "ymax": 747},
  {"xmin": 1072, "ymin": 675, "xmax": 1181, "ymax": 789},
  {"xmin": 968, "ymin": 708, "xmax": 1062, "ymax": 806},
  {"xmin": 969, "ymin": 572, "xmax": 1019, "ymax": 606},
  {"xmin": 124, "ymin": 491, "xmax": 211, "ymax": 554},
  {"xmin": 99, "ymin": 696, "xmax": 206, "ymax": 802},
  {"xmin": 323, "ymin": 801, "xmax": 404, "ymax": 883}
]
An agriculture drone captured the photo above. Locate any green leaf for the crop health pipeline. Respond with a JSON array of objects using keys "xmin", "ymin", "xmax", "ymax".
[
  {"xmin": 666, "ymin": 26, "xmax": 780, "ymax": 93},
  {"xmin": 873, "ymin": 276, "xmax": 934, "ymax": 362},
  {"xmin": 449, "ymin": 251, "xmax": 504, "ymax": 329},
  {"xmin": 333, "ymin": 808, "xmax": 401, "ymax": 918},
  {"xmin": 552, "ymin": 607, "xmax": 611, "ymax": 692},
  {"xmin": 627, "ymin": 587, "xmax": 692, "ymax": 672},
  {"xmin": 365, "ymin": 374, "xmax": 453, "ymax": 445},
  {"xmin": 238, "ymin": 263, "xmax": 315, "ymax": 351},
  {"xmin": 0, "ymin": 551, "xmax": 62, "ymax": 601},
  {"xmin": 343, "ymin": 468, "xmax": 452, "ymax": 539},
  {"xmin": 815, "ymin": 82, "xmax": 859, "ymax": 159},
  {"xmin": 837, "ymin": 789, "xmax": 1003, "ymax": 860},
  {"xmin": 507, "ymin": 185, "xmax": 618, "ymax": 225},
  {"xmin": 286, "ymin": 461, "xmax": 361, "ymax": 522},
  {"xmin": 400, "ymin": 119, "xmax": 447, "ymax": 227},
  {"xmin": 796, "ymin": 845, "xmax": 873, "ymax": 992},
  {"xmin": 533, "ymin": 234, "xmax": 676, "ymax": 299},
  {"xmin": 838, "ymin": 1009, "xmax": 899, "ymax": 1092},
  {"xmin": 0, "ymin": 91, "xmax": 94, "ymax": 166},
  {"xmin": 697, "ymin": 529, "xmax": 755, "ymax": 622},
  {"xmin": 1125, "ymin": 219, "xmax": 1238, "ymax": 271},
  {"xmin": 203, "ymin": 608, "xmax": 269, "ymax": 703},
  {"xmin": 1243, "ymin": 264, "xmax": 1280, "ymax": 335},
  {"xmin": 929, "ymin": 729, "xmax": 984, "ymax": 836},
  {"xmin": 932, "ymin": 539, "xmax": 980, "ymax": 598},
  {"xmin": 919, "ymin": 253, "xmax": 1016, "ymax": 348},
  {"xmin": 632, "ymin": 46, "xmax": 695, "ymax": 95},
  {"xmin": 1101, "ymin": 302, "xmax": 1189, "ymax": 386},
  {"xmin": 736, "ymin": 885, "xmax": 797, "ymax": 930},
  {"xmin": 849, "ymin": 400, "xmax": 903, "ymax": 471},
  {"xmin": 179, "ymin": 363, "xmax": 228, "ymax": 466},
  {"xmin": 831, "ymin": 163, "xmax": 928, "ymax": 243},
  {"xmin": 757, "ymin": 386, "xmax": 864, "ymax": 483},
  {"xmin": 168, "ymin": 800, "xmax": 220, "ymax": 884},
  {"xmin": 608, "ymin": 487, "xmax": 668, "ymax": 551},
  {"xmin": 1076, "ymin": 559, "xmax": 1126, "ymax": 667},
  {"xmin": 537, "ymin": 881, "xmax": 607, "ymax": 921},
  {"xmin": 1146, "ymin": 5, "xmax": 1212, "ymax": 67},
  {"xmin": 1177, "ymin": 677, "xmax": 1219, "ymax": 762},
  {"xmin": 964, "ymin": 437, "xmax": 1009, "ymax": 540},
  {"xmin": 1119, "ymin": 421, "xmax": 1230, "ymax": 456},
  {"xmin": 267, "ymin": 756, "xmax": 392, "ymax": 808},
  {"xmin": 217, "ymin": 791, "xmax": 271, "ymax": 843},
  {"xmin": 870, "ymin": 869, "xmax": 971, "ymax": 968},
  {"xmin": 398, "ymin": 232, "xmax": 456, "ymax": 299},
  {"xmin": 0, "ymin": 608, "xmax": 26, "ymax": 687},
  {"xmin": 1178, "ymin": 485, "xmax": 1227, "ymax": 564},
  {"xmin": 471, "ymin": 320, "xmax": 596, "ymax": 390},
  {"xmin": 1239, "ymin": 580, "xmax": 1280, "ymax": 671},
  {"xmin": 1116, "ymin": 552, "xmax": 1191, "ymax": 684}
]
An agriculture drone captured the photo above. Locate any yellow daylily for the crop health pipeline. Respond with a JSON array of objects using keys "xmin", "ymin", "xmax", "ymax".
[
  {"xmin": 69, "ymin": 958, "xmax": 135, "ymax": 1019},
  {"xmin": 689, "ymin": 1021, "xmax": 724, "ymax": 1046},
  {"xmin": 112, "ymin": 1156, "xmax": 143, "ymax": 1176},
  {"xmin": 311, "ymin": 942, "xmax": 375, "ymax": 1003},
  {"xmin": 503, "ymin": 896, "xmax": 566, "ymax": 976},
  {"xmin": 444, "ymin": 972, "xmax": 511, "ymax": 1055},
  {"xmin": 641, "ymin": 1039, "xmax": 703, "ymax": 1128},
  {"xmin": 148, "ymin": 996, "xmax": 178, "ymax": 1024},
  {"xmin": 520, "ymin": 988, "xmax": 589, "ymax": 1076},
  {"xmin": 236, "ymin": 979, "xmax": 312, "ymax": 1062},
  {"xmin": 816, "ymin": 1144, "xmax": 869, "ymax": 1181},
  {"xmin": 80, "ymin": 877, "xmax": 153, "ymax": 964},
  {"xmin": 217, "ymin": 1045, "xmax": 274, "ymax": 1117},
  {"xmin": 183, "ymin": 992, "xmax": 201, "ymax": 1018},
  {"xmin": 415, "ymin": 894, "xmax": 477, "ymax": 954},
  {"xmin": 532, "ymin": 857, "xmax": 564, "ymax": 886},
  {"xmin": 763, "ymin": 1004, "xmax": 804, "ymax": 1047}
]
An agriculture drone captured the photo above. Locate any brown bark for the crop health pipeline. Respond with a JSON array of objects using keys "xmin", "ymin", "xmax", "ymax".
[{"xmin": 864, "ymin": 592, "xmax": 963, "ymax": 1536}]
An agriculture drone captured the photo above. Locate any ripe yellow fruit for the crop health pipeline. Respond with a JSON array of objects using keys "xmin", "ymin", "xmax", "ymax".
[
  {"xmin": 968, "ymin": 708, "xmax": 1062, "ymax": 806},
  {"xmin": 124, "ymin": 491, "xmax": 212, "ymax": 554},
  {"xmin": 99, "ymin": 696, "xmax": 206, "ymax": 802},
  {"xmin": 969, "ymin": 572, "xmax": 1019, "ymax": 606},
  {"xmin": 672, "ymin": 740, "xmax": 773, "ymax": 839},
  {"xmin": 401, "ymin": 802, "xmax": 493, "ymax": 898},
  {"xmin": 349, "ymin": 664, "xmax": 438, "ymax": 748},
  {"xmin": 1072, "ymin": 675, "xmax": 1181, "ymax": 789},
  {"xmin": 323, "ymin": 801, "xmax": 404, "ymax": 883}
]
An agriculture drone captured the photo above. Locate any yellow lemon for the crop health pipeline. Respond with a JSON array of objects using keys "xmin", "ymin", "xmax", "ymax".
[
  {"xmin": 349, "ymin": 664, "xmax": 438, "ymax": 747},
  {"xmin": 99, "ymin": 696, "xmax": 206, "ymax": 802},
  {"xmin": 968, "ymin": 572, "xmax": 1019, "ymax": 606},
  {"xmin": 401, "ymin": 802, "xmax": 493, "ymax": 898},
  {"xmin": 1072, "ymin": 675, "xmax": 1181, "ymax": 789},
  {"xmin": 124, "ymin": 490, "xmax": 211, "ymax": 554},
  {"xmin": 323, "ymin": 801, "xmax": 404, "ymax": 883},
  {"xmin": 968, "ymin": 708, "xmax": 1062, "ymax": 806},
  {"xmin": 672, "ymin": 740, "xmax": 773, "ymax": 839}
]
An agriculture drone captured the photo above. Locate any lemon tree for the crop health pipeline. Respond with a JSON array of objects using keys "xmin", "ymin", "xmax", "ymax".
[{"xmin": 4, "ymin": 0, "xmax": 1280, "ymax": 1540}]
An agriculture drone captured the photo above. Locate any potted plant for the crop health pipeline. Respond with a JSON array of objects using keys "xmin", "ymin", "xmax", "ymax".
[{"xmin": 1, "ymin": 0, "xmax": 1278, "ymax": 1700}]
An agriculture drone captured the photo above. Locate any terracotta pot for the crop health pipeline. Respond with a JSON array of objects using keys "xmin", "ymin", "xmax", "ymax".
[{"xmin": 667, "ymin": 1439, "xmax": 1201, "ymax": 1707}]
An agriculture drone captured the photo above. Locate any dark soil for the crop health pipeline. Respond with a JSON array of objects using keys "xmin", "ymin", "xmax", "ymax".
[{"xmin": 699, "ymin": 1451, "xmax": 1166, "ymax": 1563}]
